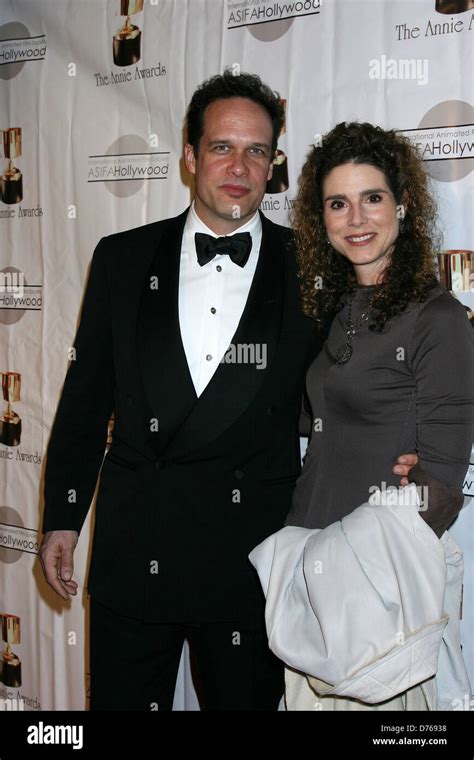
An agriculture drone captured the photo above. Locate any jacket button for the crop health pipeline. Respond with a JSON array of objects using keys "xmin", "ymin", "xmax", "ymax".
[
  {"xmin": 266, "ymin": 405, "xmax": 275, "ymax": 416},
  {"xmin": 155, "ymin": 460, "xmax": 166, "ymax": 471},
  {"xmin": 234, "ymin": 469, "xmax": 244, "ymax": 480},
  {"xmin": 126, "ymin": 395, "xmax": 135, "ymax": 407}
]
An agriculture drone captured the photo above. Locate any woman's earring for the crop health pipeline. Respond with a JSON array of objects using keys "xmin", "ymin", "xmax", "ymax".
[{"xmin": 396, "ymin": 205, "xmax": 406, "ymax": 232}]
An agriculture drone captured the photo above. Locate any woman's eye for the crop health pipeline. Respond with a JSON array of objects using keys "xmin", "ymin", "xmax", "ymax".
[
  {"xmin": 367, "ymin": 194, "xmax": 382, "ymax": 203},
  {"xmin": 330, "ymin": 200, "xmax": 345, "ymax": 210}
]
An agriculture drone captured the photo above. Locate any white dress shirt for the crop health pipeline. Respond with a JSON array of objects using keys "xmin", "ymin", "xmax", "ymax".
[{"xmin": 178, "ymin": 202, "xmax": 262, "ymax": 397}]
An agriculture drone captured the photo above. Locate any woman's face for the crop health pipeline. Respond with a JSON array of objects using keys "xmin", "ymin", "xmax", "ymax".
[{"xmin": 322, "ymin": 162, "xmax": 403, "ymax": 286}]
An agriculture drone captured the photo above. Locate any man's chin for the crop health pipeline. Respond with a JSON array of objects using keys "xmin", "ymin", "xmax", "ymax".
[
  {"xmin": 215, "ymin": 204, "xmax": 258, "ymax": 224},
  {"xmin": 194, "ymin": 197, "xmax": 262, "ymax": 231}
]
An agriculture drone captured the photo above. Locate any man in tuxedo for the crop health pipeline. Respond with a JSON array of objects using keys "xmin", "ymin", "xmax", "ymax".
[{"xmin": 39, "ymin": 71, "xmax": 418, "ymax": 710}]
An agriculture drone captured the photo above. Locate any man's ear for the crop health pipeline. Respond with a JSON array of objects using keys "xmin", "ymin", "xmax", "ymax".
[
  {"xmin": 267, "ymin": 155, "xmax": 274, "ymax": 182},
  {"xmin": 184, "ymin": 143, "xmax": 196, "ymax": 176}
]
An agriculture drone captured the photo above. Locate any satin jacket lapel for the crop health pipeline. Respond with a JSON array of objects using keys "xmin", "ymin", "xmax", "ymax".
[
  {"xmin": 136, "ymin": 209, "xmax": 197, "ymax": 456},
  {"xmin": 164, "ymin": 213, "xmax": 284, "ymax": 460}
]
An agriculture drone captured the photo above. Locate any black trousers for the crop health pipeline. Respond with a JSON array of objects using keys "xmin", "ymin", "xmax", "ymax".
[{"xmin": 89, "ymin": 597, "xmax": 284, "ymax": 711}]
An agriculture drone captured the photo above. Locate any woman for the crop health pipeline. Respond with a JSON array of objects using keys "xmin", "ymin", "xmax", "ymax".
[{"xmin": 255, "ymin": 122, "xmax": 474, "ymax": 710}]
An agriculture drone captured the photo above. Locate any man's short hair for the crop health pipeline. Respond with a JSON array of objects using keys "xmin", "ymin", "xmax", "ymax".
[{"xmin": 186, "ymin": 70, "xmax": 284, "ymax": 157}]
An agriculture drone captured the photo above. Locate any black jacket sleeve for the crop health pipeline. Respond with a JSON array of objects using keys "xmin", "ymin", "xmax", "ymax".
[{"xmin": 42, "ymin": 237, "xmax": 114, "ymax": 534}]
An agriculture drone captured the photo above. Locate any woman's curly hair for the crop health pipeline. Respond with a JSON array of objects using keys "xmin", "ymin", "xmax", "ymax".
[{"xmin": 293, "ymin": 122, "xmax": 440, "ymax": 332}]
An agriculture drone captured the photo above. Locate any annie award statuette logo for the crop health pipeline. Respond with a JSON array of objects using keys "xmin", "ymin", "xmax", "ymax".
[
  {"xmin": 113, "ymin": 0, "xmax": 145, "ymax": 66},
  {"xmin": 436, "ymin": 0, "xmax": 474, "ymax": 12},
  {"xmin": 437, "ymin": 250, "xmax": 473, "ymax": 292},
  {"xmin": 0, "ymin": 371, "xmax": 22, "ymax": 447},
  {"xmin": 266, "ymin": 99, "xmax": 289, "ymax": 194},
  {"xmin": 1, "ymin": 128, "xmax": 22, "ymax": 205},
  {"xmin": 0, "ymin": 614, "xmax": 22, "ymax": 688}
]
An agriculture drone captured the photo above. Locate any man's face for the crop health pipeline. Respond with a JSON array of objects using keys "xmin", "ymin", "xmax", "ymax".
[{"xmin": 184, "ymin": 97, "xmax": 274, "ymax": 234}]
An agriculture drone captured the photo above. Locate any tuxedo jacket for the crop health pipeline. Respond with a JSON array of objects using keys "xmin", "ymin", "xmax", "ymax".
[{"xmin": 42, "ymin": 209, "xmax": 319, "ymax": 623}]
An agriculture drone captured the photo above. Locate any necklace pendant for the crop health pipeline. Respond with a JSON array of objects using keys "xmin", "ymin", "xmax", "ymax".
[{"xmin": 335, "ymin": 341, "xmax": 353, "ymax": 365}]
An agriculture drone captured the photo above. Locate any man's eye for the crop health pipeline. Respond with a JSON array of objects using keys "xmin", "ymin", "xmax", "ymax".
[
  {"xmin": 249, "ymin": 147, "xmax": 265, "ymax": 155},
  {"xmin": 214, "ymin": 145, "xmax": 229, "ymax": 152}
]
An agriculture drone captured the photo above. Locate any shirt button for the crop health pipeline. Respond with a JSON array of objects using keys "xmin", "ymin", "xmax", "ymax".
[
  {"xmin": 210, "ymin": 307, "xmax": 216, "ymax": 314},
  {"xmin": 206, "ymin": 354, "xmax": 212, "ymax": 361},
  {"xmin": 216, "ymin": 265, "xmax": 222, "ymax": 272},
  {"xmin": 234, "ymin": 469, "xmax": 244, "ymax": 480}
]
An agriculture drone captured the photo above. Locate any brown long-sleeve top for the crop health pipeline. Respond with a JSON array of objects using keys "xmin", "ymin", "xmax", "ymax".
[{"xmin": 286, "ymin": 284, "xmax": 474, "ymax": 532}]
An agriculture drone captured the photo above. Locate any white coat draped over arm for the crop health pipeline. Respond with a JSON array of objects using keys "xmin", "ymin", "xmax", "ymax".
[{"xmin": 249, "ymin": 484, "xmax": 470, "ymax": 707}]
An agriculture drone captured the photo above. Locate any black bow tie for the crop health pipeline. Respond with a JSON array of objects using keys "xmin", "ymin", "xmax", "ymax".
[{"xmin": 194, "ymin": 232, "xmax": 252, "ymax": 268}]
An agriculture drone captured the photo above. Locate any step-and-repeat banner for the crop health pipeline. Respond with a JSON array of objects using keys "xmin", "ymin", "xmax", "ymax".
[{"xmin": 0, "ymin": 0, "xmax": 473, "ymax": 710}]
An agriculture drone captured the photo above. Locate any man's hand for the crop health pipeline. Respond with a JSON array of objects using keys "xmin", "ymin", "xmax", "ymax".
[
  {"xmin": 393, "ymin": 453, "xmax": 419, "ymax": 486},
  {"xmin": 39, "ymin": 530, "xmax": 79, "ymax": 601}
]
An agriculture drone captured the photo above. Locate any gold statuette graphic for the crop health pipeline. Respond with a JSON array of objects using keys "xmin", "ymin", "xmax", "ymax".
[
  {"xmin": 266, "ymin": 150, "xmax": 289, "ymax": 194},
  {"xmin": 113, "ymin": 0, "xmax": 144, "ymax": 67},
  {"xmin": 437, "ymin": 251, "xmax": 473, "ymax": 292},
  {"xmin": 0, "ymin": 614, "xmax": 22, "ymax": 688},
  {"xmin": 0, "ymin": 372, "xmax": 22, "ymax": 447},
  {"xmin": 438, "ymin": 251, "xmax": 474, "ymax": 327},
  {"xmin": 436, "ymin": 0, "xmax": 474, "ymax": 12},
  {"xmin": 1, "ymin": 128, "xmax": 23, "ymax": 205},
  {"xmin": 266, "ymin": 100, "xmax": 289, "ymax": 194}
]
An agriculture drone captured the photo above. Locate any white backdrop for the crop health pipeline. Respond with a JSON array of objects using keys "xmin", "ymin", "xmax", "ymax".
[{"xmin": 0, "ymin": 0, "xmax": 472, "ymax": 711}]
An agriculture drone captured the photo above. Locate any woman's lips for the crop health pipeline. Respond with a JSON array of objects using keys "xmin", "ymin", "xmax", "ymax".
[
  {"xmin": 344, "ymin": 233, "xmax": 377, "ymax": 246},
  {"xmin": 220, "ymin": 184, "xmax": 250, "ymax": 198}
]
